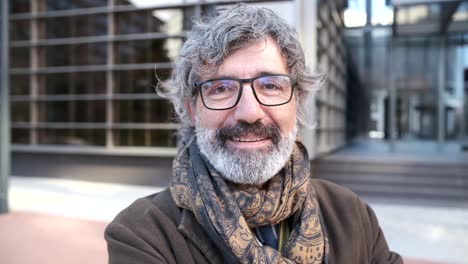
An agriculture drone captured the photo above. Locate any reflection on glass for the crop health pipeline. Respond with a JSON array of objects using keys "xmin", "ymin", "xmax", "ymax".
[
  {"xmin": 43, "ymin": 14, "xmax": 107, "ymax": 39},
  {"xmin": 371, "ymin": 0, "xmax": 393, "ymax": 26},
  {"xmin": 7, "ymin": 0, "xmax": 218, "ymax": 150},
  {"xmin": 453, "ymin": 2, "xmax": 468, "ymax": 22},
  {"xmin": 45, "ymin": 43, "xmax": 107, "ymax": 66},
  {"xmin": 153, "ymin": 9, "xmax": 183, "ymax": 34},
  {"xmin": 449, "ymin": 2, "xmax": 468, "ymax": 32},
  {"xmin": 115, "ymin": 0, "xmax": 190, "ymax": 8},
  {"xmin": 10, "ymin": 0, "xmax": 30, "ymax": 13},
  {"xmin": 11, "ymin": 75, "xmax": 30, "ymax": 95},
  {"xmin": 11, "ymin": 102, "xmax": 30, "ymax": 122},
  {"xmin": 39, "ymin": 72, "xmax": 106, "ymax": 95},
  {"xmin": 115, "ymin": 0, "xmax": 134, "ymax": 6},
  {"xmin": 46, "ymin": 0, "xmax": 107, "ymax": 11},
  {"xmin": 10, "ymin": 47, "xmax": 30, "ymax": 68},
  {"xmin": 114, "ymin": 69, "xmax": 170, "ymax": 94},
  {"xmin": 343, "ymin": 0, "xmax": 393, "ymax": 27},
  {"xmin": 116, "ymin": 10, "xmax": 182, "ymax": 35},
  {"xmin": 38, "ymin": 101, "xmax": 106, "ymax": 122},
  {"xmin": 344, "ymin": 0, "xmax": 366, "ymax": 27},
  {"xmin": 10, "ymin": 20, "xmax": 30, "ymax": 41},
  {"xmin": 396, "ymin": 4, "xmax": 441, "ymax": 25},
  {"xmin": 37, "ymin": 129, "xmax": 105, "ymax": 146},
  {"xmin": 250, "ymin": 2, "xmax": 294, "ymax": 26},
  {"xmin": 12, "ymin": 129, "xmax": 30, "ymax": 144},
  {"xmin": 115, "ymin": 38, "xmax": 180, "ymax": 64},
  {"xmin": 113, "ymin": 99, "xmax": 174, "ymax": 123},
  {"xmin": 114, "ymin": 129, "xmax": 176, "ymax": 147}
]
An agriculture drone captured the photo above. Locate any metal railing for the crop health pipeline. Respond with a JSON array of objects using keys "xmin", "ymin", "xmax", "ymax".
[{"xmin": 1, "ymin": 0, "xmax": 10, "ymax": 213}]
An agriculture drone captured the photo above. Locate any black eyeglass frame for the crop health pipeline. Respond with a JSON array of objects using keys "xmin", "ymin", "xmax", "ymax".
[{"xmin": 193, "ymin": 74, "xmax": 297, "ymax": 111}]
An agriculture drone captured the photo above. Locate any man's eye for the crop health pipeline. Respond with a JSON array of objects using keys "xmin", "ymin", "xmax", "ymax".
[
  {"xmin": 204, "ymin": 83, "xmax": 236, "ymax": 98},
  {"xmin": 211, "ymin": 86, "xmax": 229, "ymax": 94},
  {"xmin": 263, "ymin": 83, "xmax": 281, "ymax": 90}
]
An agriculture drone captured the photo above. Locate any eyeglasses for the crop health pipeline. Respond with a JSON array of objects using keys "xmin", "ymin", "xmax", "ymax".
[{"xmin": 193, "ymin": 74, "xmax": 296, "ymax": 110}]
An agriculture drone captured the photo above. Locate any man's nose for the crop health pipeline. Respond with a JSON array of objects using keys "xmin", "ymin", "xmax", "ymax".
[{"xmin": 233, "ymin": 84, "xmax": 266, "ymax": 124}]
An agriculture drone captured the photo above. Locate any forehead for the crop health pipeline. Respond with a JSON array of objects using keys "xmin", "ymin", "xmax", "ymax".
[{"xmin": 213, "ymin": 37, "xmax": 288, "ymax": 79}]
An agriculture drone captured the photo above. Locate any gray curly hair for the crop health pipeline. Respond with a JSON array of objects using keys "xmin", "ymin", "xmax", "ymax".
[{"xmin": 159, "ymin": 3, "xmax": 320, "ymax": 145}]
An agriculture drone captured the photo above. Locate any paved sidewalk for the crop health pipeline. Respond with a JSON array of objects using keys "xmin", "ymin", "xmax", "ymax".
[
  {"xmin": 0, "ymin": 212, "xmax": 107, "ymax": 264},
  {"xmin": 1, "ymin": 177, "xmax": 162, "ymax": 264},
  {"xmin": 2, "ymin": 176, "xmax": 467, "ymax": 264},
  {"xmin": 370, "ymin": 201, "xmax": 468, "ymax": 264},
  {"xmin": 8, "ymin": 176, "xmax": 163, "ymax": 221}
]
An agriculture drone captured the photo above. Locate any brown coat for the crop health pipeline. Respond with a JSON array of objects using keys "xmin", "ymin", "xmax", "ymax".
[{"xmin": 105, "ymin": 179, "xmax": 403, "ymax": 264}]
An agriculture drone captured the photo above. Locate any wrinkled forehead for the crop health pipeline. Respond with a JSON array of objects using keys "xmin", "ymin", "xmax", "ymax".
[{"xmin": 191, "ymin": 37, "xmax": 287, "ymax": 82}]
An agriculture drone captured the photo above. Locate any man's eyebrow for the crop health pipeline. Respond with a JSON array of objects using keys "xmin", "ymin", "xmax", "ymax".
[
  {"xmin": 258, "ymin": 71, "xmax": 280, "ymax": 76},
  {"xmin": 213, "ymin": 71, "xmax": 284, "ymax": 79}
]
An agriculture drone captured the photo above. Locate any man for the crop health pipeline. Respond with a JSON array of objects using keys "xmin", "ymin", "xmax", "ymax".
[{"xmin": 105, "ymin": 4, "xmax": 402, "ymax": 264}]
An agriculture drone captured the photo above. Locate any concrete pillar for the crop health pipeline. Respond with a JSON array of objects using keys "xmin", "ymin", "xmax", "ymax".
[
  {"xmin": 1, "ymin": 0, "xmax": 10, "ymax": 213},
  {"xmin": 437, "ymin": 38, "xmax": 446, "ymax": 150},
  {"xmin": 294, "ymin": 0, "xmax": 318, "ymax": 159},
  {"xmin": 106, "ymin": 0, "xmax": 115, "ymax": 149},
  {"xmin": 30, "ymin": 0, "xmax": 39, "ymax": 145},
  {"xmin": 457, "ymin": 47, "xmax": 465, "ymax": 141},
  {"xmin": 389, "ymin": 41, "xmax": 397, "ymax": 151}
]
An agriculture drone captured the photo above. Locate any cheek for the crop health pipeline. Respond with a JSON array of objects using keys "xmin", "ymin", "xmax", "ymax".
[
  {"xmin": 195, "ymin": 99, "xmax": 230, "ymax": 129},
  {"xmin": 271, "ymin": 98, "xmax": 297, "ymax": 134},
  {"xmin": 283, "ymin": 111, "xmax": 297, "ymax": 132}
]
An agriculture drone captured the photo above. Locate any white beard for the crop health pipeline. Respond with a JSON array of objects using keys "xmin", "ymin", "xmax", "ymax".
[{"xmin": 195, "ymin": 120, "xmax": 298, "ymax": 185}]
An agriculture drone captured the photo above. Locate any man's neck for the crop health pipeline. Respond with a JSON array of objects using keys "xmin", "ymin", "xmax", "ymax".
[{"xmin": 226, "ymin": 179, "xmax": 269, "ymax": 191}]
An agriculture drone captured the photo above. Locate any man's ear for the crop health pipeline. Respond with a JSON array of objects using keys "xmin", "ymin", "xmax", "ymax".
[{"xmin": 185, "ymin": 100, "xmax": 196, "ymax": 124}]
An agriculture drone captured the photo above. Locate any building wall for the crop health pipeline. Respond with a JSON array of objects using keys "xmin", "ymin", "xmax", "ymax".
[
  {"xmin": 346, "ymin": 28, "xmax": 468, "ymax": 140},
  {"xmin": 344, "ymin": 1, "xmax": 468, "ymax": 142},
  {"xmin": 315, "ymin": 0, "xmax": 347, "ymax": 155},
  {"xmin": 7, "ymin": 0, "xmax": 348, "ymax": 184}
]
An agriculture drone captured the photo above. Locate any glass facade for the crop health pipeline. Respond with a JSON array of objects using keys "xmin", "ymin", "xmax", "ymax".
[
  {"xmin": 316, "ymin": 0, "xmax": 347, "ymax": 155},
  {"xmin": 8, "ymin": 0, "xmax": 188, "ymax": 149},
  {"xmin": 344, "ymin": 0, "xmax": 393, "ymax": 27},
  {"xmin": 9, "ymin": 0, "xmax": 347, "ymax": 156},
  {"xmin": 344, "ymin": 1, "xmax": 468, "ymax": 142}
]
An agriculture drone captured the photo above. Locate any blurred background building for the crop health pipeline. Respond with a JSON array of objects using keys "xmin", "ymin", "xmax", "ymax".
[
  {"xmin": 2, "ymin": 2, "xmax": 468, "ymax": 261},
  {"xmin": 1, "ymin": 0, "xmax": 347, "ymax": 185},
  {"xmin": 1, "ymin": 0, "xmax": 467, "ymax": 200},
  {"xmin": 345, "ymin": 0, "xmax": 468, "ymax": 145}
]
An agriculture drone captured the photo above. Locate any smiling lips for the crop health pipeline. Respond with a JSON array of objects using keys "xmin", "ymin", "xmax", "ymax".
[
  {"xmin": 228, "ymin": 134, "xmax": 271, "ymax": 149},
  {"xmin": 231, "ymin": 137, "xmax": 268, "ymax": 142},
  {"xmin": 230, "ymin": 133, "xmax": 269, "ymax": 143}
]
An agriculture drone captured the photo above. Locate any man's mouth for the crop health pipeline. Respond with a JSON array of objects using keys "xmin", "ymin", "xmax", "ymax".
[
  {"xmin": 217, "ymin": 121, "xmax": 281, "ymax": 147},
  {"xmin": 231, "ymin": 137, "xmax": 268, "ymax": 142},
  {"xmin": 226, "ymin": 134, "xmax": 272, "ymax": 150}
]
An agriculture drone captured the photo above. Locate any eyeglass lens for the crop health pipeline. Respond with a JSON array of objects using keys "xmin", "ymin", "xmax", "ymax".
[{"xmin": 200, "ymin": 75, "xmax": 292, "ymax": 109}]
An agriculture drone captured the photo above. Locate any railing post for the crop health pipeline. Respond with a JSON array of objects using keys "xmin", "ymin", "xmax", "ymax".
[
  {"xmin": 437, "ymin": 37, "xmax": 446, "ymax": 151},
  {"xmin": 0, "ymin": 0, "xmax": 11, "ymax": 213}
]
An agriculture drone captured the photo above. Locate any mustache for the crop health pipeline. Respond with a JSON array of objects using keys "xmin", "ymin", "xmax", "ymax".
[{"xmin": 216, "ymin": 121, "xmax": 282, "ymax": 145}]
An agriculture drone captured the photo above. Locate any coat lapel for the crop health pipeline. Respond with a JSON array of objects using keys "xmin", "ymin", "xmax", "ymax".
[{"xmin": 178, "ymin": 209, "xmax": 227, "ymax": 264}]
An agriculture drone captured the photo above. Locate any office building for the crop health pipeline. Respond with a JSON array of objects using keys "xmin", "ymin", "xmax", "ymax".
[{"xmin": 3, "ymin": 0, "xmax": 347, "ymax": 183}]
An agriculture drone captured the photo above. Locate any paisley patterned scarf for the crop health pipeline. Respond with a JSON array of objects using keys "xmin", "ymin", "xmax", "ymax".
[{"xmin": 170, "ymin": 140, "xmax": 328, "ymax": 264}]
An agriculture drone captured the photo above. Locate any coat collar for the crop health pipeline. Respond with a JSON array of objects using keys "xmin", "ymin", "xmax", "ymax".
[{"xmin": 177, "ymin": 208, "xmax": 227, "ymax": 264}]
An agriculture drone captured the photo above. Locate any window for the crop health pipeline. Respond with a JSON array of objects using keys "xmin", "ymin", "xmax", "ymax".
[
  {"xmin": 114, "ymin": 38, "xmax": 181, "ymax": 64},
  {"xmin": 39, "ymin": 72, "xmax": 106, "ymax": 95},
  {"xmin": 42, "ymin": 14, "xmax": 107, "ymax": 39},
  {"xmin": 44, "ymin": 43, "xmax": 107, "ymax": 66},
  {"xmin": 8, "ymin": 0, "xmax": 302, "ymax": 152},
  {"xmin": 45, "ymin": 0, "xmax": 107, "ymax": 11}
]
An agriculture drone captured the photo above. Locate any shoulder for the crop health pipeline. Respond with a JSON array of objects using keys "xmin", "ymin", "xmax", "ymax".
[
  {"xmin": 311, "ymin": 179, "xmax": 374, "ymax": 227},
  {"xmin": 104, "ymin": 189, "xmax": 189, "ymax": 264},
  {"xmin": 104, "ymin": 188, "xmax": 183, "ymax": 248},
  {"xmin": 107, "ymin": 188, "xmax": 180, "ymax": 231},
  {"xmin": 311, "ymin": 179, "xmax": 403, "ymax": 263},
  {"xmin": 311, "ymin": 179, "xmax": 374, "ymax": 250},
  {"xmin": 311, "ymin": 179, "xmax": 365, "ymax": 213}
]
